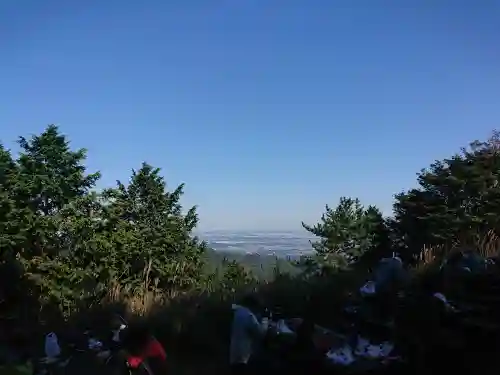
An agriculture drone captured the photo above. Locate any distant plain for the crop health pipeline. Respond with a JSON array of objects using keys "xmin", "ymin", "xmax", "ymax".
[{"xmin": 199, "ymin": 230, "xmax": 315, "ymax": 257}]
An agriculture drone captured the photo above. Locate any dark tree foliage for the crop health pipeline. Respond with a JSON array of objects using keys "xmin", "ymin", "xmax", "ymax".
[
  {"xmin": 0, "ymin": 144, "xmax": 26, "ymax": 251},
  {"xmin": 219, "ymin": 259, "xmax": 255, "ymax": 293},
  {"xmin": 302, "ymin": 197, "xmax": 391, "ymax": 272},
  {"xmin": 17, "ymin": 125, "xmax": 100, "ymax": 216},
  {"xmin": 0, "ymin": 125, "xmax": 207, "ymax": 316},
  {"xmin": 102, "ymin": 162, "xmax": 207, "ymax": 289},
  {"xmin": 301, "ymin": 132, "xmax": 500, "ymax": 267},
  {"xmin": 393, "ymin": 131, "xmax": 500, "ymax": 258},
  {"xmin": 12, "ymin": 126, "xmax": 101, "ymax": 258}
]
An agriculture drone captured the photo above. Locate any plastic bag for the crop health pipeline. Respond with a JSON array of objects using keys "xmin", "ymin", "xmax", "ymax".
[
  {"xmin": 276, "ymin": 319, "xmax": 294, "ymax": 334},
  {"xmin": 360, "ymin": 281, "xmax": 376, "ymax": 296},
  {"xmin": 88, "ymin": 338, "xmax": 103, "ymax": 350},
  {"xmin": 355, "ymin": 336, "xmax": 394, "ymax": 359},
  {"xmin": 44, "ymin": 332, "xmax": 61, "ymax": 358},
  {"xmin": 326, "ymin": 345, "xmax": 355, "ymax": 366}
]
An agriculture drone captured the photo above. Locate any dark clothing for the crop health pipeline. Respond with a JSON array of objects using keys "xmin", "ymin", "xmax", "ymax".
[
  {"xmin": 287, "ymin": 320, "xmax": 325, "ymax": 375},
  {"xmin": 230, "ymin": 363, "xmax": 250, "ymax": 375},
  {"xmin": 374, "ymin": 258, "xmax": 408, "ymax": 293},
  {"xmin": 288, "ymin": 346, "xmax": 325, "ymax": 375}
]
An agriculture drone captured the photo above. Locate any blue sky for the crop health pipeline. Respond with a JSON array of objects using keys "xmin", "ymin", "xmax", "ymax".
[{"xmin": 1, "ymin": 1, "xmax": 499, "ymax": 231}]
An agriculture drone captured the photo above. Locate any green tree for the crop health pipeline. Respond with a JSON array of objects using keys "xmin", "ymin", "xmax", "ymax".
[
  {"xmin": 1, "ymin": 126, "xmax": 103, "ymax": 316},
  {"xmin": 220, "ymin": 259, "xmax": 255, "ymax": 293},
  {"xmin": 103, "ymin": 162, "xmax": 207, "ymax": 290},
  {"xmin": 15, "ymin": 125, "xmax": 100, "ymax": 257},
  {"xmin": 393, "ymin": 130, "xmax": 500, "ymax": 257},
  {"xmin": 1, "ymin": 125, "xmax": 254, "ymax": 320},
  {"xmin": 7, "ymin": 125, "xmax": 103, "ymax": 313},
  {"xmin": 302, "ymin": 197, "xmax": 387, "ymax": 268},
  {"xmin": 17, "ymin": 125, "xmax": 100, "ymax": 215},
  {"xmin": 0, "ymin": 144, "xmax": 27, "ymax": 251},
  {"xmin": 357, "ymin": 206, "xmax": 393, "ymax": 267}
]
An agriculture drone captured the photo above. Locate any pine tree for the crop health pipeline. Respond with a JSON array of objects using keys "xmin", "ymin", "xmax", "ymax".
[
  {"xmin": 17, "ymin": 125, "xmax": 100, "ymax": 215},
  {"xmin": 15, "ymin": 125, "xmax": 100, "ymax": 256},
  {"xmin": 103, "ymin": 162, "xmax": 207, "ymax": 289},
  {"xmin": 302, "ymin": 197, "xmax": 389, "ymax": 269},
  {"xmin": 0, "ymin": 144, "xmax": 26, "ymax": 251},
  {"xmin": 393, "ymin": 130, "xmax": 500, "ymax": 257}
]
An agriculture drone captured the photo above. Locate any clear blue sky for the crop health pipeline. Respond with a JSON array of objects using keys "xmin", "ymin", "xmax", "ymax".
[{"xmin": 1, "ymin": 1, "xmax": 499, "ymax": 231}]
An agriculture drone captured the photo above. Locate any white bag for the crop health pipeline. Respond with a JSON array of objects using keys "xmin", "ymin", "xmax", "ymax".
[
  {"xmin": 355, "ymin": 335, "xmax": 394, "ymax": 359},
  {"xmin": 326, "ymin": 345, "xmax": 356, "ymax": 366},
  {"xmin": 360, "ymin": 281, "xmax": 376, "ymax": 296},
  {"xmin": 88, "ymin": 338, "xmax": 103, "ymax": 350},
  {"xmin": 45, "ymin": 332, "xmax": 61, "ymax": 358},
  {"xmin": 276, "ymin": 319, "xmax": 294, "ymax": 334},
  {"xmin": 354, "ymin": 336, "xmax": 371, "ymax": 356}
]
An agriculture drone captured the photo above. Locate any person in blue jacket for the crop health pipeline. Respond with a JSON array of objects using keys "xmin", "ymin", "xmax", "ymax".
[{"xmin": 229, "ymin": 295, "xmax": 267, "ymax": 375}]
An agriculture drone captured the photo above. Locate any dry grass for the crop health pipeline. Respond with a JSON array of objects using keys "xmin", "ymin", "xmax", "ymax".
[
  {"xmin": 101, "ymin": 259, "xmax": 175, "ymax": 317},
  {"xmin": 415, "ymin": 245, "xmax": 445, "ymax": 271},
  {"xmin": 415, "ymin": 230, "xmax": 500, "ymax": 271},
  {"xmin": 75, "ymin": 231, "xmax": 500, "ymax": 336},
  {"xmin": 477, "ymin": 230, "xmax": 500, "ymax": 258},
  {"xmin": 54, "ymin": 230, "xmax": 500, "ymax": 375},
  {"xmin": 102, "ymin": 281, "xmax": 165, "ymax": 316},
  {"xmin": 98, "ymin": 230, "xmax": 500, "ymax": 341}
]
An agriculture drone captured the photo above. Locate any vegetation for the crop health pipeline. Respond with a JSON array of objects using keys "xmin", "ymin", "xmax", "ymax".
[
  {"xmin": 1, "ymin": 125, "xmax": 500, "ymax": 373},
  {"xmin": 302, "ymin": 131, "xmax": 500, "ymax": 267},
  {"xmin": 301, "ymin": 198, "xmax": 391, "ymax": 274},
  {"xmin": 392, "ymin": 131, "xmax": 500, "ymax": 258},
  {"xmin": 203, "ymin": 249, "xmax": 301, "ymax": 280},
  {"xmin": 1, "ymin": 125, "xmax": 208, "ymax": 319}
]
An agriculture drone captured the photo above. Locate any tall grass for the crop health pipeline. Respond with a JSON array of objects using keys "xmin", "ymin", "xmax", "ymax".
[
  {"xmin": 98, "ymin": 231, "xmax": 500, "ymax": 347},
  {"xmin": 415, "ymin": 230, "xmax": 500, "ymax": 270},
  {"xmin": 30, "ymin": 231, "xmax": 499, "ymax": 375}
]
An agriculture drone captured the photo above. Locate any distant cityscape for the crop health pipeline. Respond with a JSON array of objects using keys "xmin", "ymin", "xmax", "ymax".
[{"xmin": 199, "ymin": 230, "xmax": 316, "ymax": 257}]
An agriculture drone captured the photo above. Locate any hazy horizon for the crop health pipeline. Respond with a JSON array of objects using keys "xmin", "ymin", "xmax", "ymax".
[{"xmin": 199, "ymin": 229, "xmax": 316, "ymax": 256}]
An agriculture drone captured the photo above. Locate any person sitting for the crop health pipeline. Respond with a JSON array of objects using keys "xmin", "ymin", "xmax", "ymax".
[
  {"xmin": 121, "ymin": 323, "xmax": 168, "ymax": 375},
  {"xmin": 372, "ymin": 256, "xmax": 409, "ymax": 321},
  {"xmin": 373, "ymin": 256, "xmax": 409, "ymax": 294},
  {"xmin": 230, "ymin": 294, "xmax": 267, "ymax": 375}
]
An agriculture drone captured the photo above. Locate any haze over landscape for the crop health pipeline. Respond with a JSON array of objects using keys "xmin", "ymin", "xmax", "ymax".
[{"xmin": 200, "ymin": 230, "xmax": 315, "ymax": 256}]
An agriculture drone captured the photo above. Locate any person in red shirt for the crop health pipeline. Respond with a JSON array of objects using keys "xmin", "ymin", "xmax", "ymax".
[{"xmin": 122, "ymin": 324, "xmax": 168, "ymax": 375}]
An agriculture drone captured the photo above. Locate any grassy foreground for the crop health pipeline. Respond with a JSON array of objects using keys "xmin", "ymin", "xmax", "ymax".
[{"xmin": 40, "ymin": 233, "xmax": 498, "ymax": 375}]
